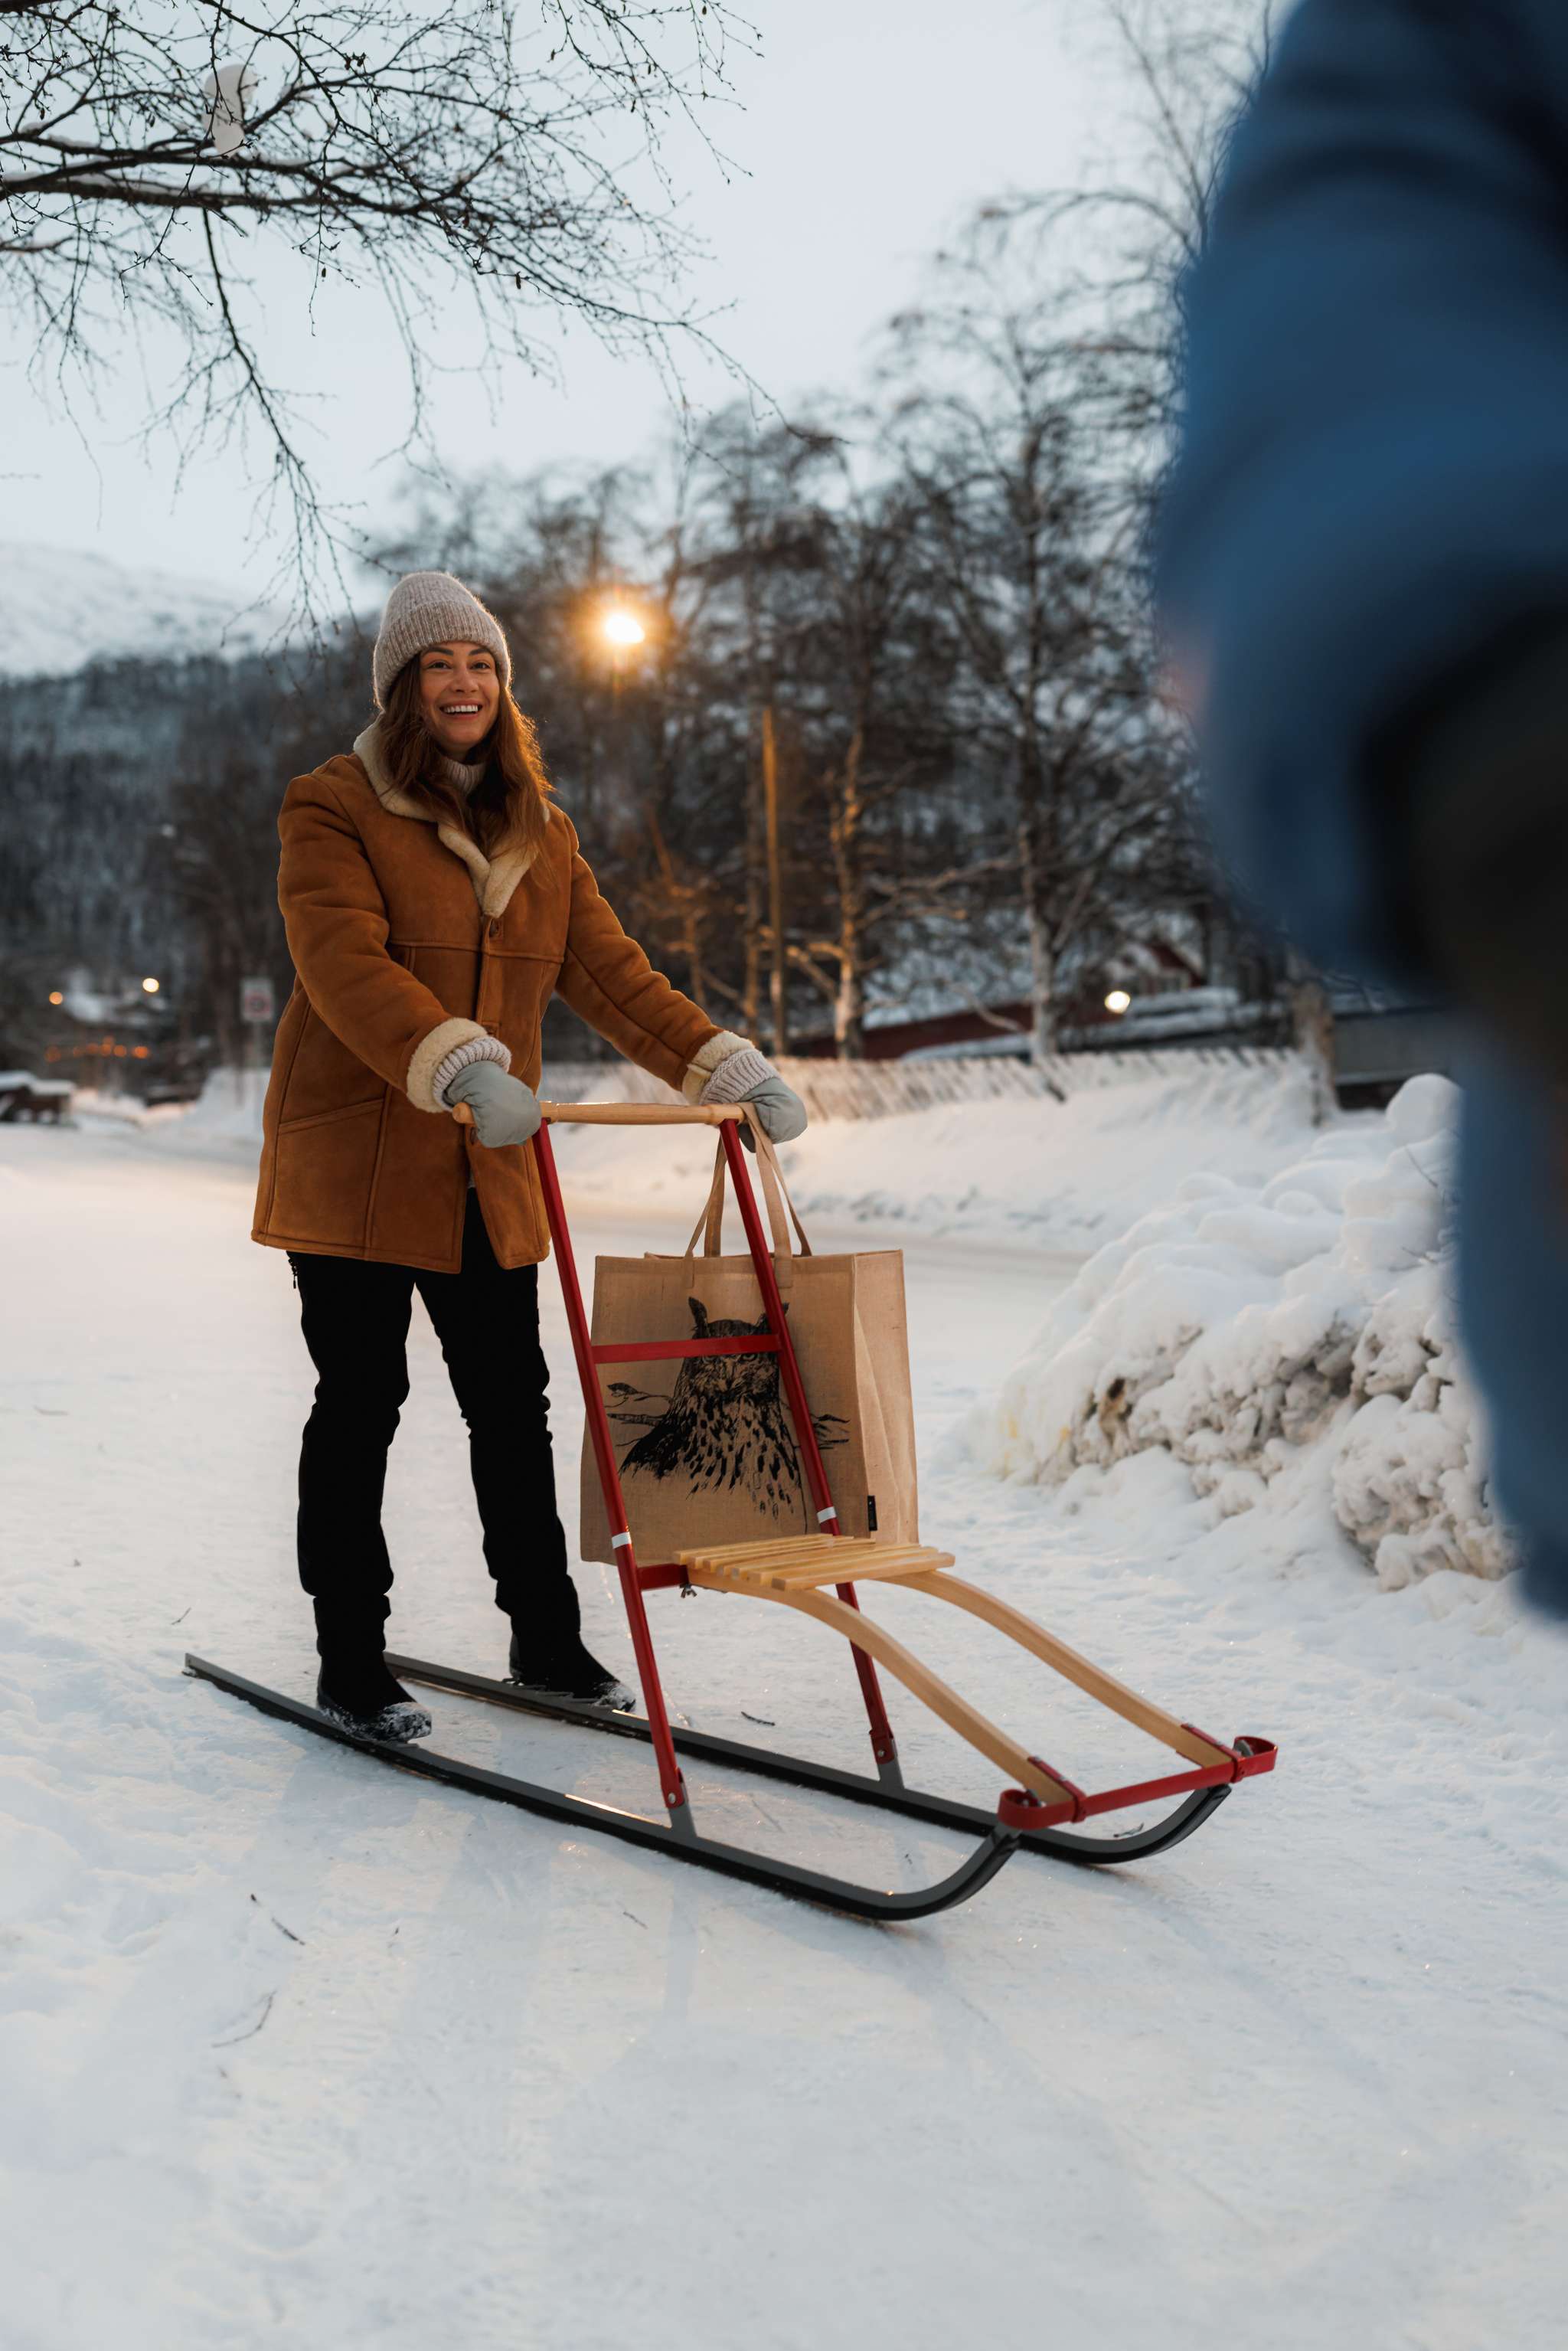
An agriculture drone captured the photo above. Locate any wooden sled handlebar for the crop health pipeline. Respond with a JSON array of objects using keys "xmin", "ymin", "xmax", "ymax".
[
  {"xmin": 544, "ymin": 1101, "xmax": 745, "ymax": 1126},
  {"xmin": 449, "ymin": 1100, "xmax": 743, "ymax": 1129}
]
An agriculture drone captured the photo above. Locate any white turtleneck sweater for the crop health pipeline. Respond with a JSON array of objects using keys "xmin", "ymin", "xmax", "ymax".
[{"xmin": 426, "ymin": 750, "xmax": 516, "ymax": 1113}]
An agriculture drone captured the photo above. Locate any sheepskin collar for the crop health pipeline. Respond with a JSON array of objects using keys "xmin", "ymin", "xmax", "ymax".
[{"xmin": 352, "ymin": 721, "xmax": 545, "ymax": 921}]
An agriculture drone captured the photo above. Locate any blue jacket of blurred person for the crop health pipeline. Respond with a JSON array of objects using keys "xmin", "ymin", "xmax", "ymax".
[{"xmin": 1156, "ymin": 0, "xmax": 1568, "ymax": 1611}]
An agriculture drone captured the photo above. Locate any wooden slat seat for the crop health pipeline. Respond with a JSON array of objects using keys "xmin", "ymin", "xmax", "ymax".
[{"xmin": 675, "ymin": 1535, "xmax": 955, "ymax": 1592}]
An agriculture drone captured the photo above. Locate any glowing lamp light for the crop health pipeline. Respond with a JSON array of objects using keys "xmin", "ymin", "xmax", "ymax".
[
  {"xmin": 1104, "ymin": 989, "xmax": 1132, "ymax": 1016},
  {"xmin": 602, "ymin": 609, "xmax": 645, "ymax": 649},
  {"xmin": 142, "ymin": 976, "xmax": 160, "ymax": 994},
  {"xmin": 48, "ymin": 990, "xmax": 63, "ymax": 1005}
]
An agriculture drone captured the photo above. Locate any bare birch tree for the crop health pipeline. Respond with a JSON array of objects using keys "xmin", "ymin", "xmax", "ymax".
[
  {"xmin": 884, "ymin": 245, "xmax": 1185, "ymax": 1058},
  {"xmin": 766, "ymin": 448, "xmax": 996, "ymax": 1058},
  {"xmin": 2, "ymin": 0, "xmax": 756, "ymax": 610},
  {"xmin": 994, "ymin": 0, "xmax": 1282, "ymax": 435}
]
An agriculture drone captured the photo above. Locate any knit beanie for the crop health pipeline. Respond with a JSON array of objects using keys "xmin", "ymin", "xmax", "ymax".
[{"xmin": 372, "ymin": 571, "xmax": 511, "ymax": 708}]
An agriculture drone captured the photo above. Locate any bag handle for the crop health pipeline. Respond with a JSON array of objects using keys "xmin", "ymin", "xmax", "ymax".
[
  {"xmin": 683, "ymin": 1142, "xmax": 727, "ymax": 1257},
  {"xmin": 753, "ymin": 1126, "xmax": 813, "ymax": 1259},
  {"xmin": 685, "ymin": 1140, "xmax": 729, "ymax": 1258},
  {"xmin": 682, "ymin": 1113, "xmax": 813, "ymax": 1265}
]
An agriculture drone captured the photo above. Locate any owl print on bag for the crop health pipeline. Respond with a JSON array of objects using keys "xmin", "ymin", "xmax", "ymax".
[{"xmin": 606, "ymin": 1298, "xmax": 847, "ymax": 1526}]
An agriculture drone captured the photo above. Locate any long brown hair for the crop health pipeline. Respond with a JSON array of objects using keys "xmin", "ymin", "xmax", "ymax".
[{"xmin": 380, "ymin": 656, "xmax": 554, "ymax": 861}]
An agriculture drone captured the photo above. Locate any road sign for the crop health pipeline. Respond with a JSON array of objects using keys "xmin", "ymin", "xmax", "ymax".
[{"xmin": 240, "ymin": 975, "xmax": 276, "ymax": 1026}]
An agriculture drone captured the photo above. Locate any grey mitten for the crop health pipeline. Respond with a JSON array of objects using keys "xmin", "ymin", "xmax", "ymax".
[
  {"xmin": 444, "ymin": 1058, "xmax": 542, "ymax": 1148},
  {"xmin": 736, "ymin": 1073, "xmax": 807, "ymax": 1152},
  {"xmin": 697, "ymin": 1042, "xmax": 808, "ymax": 1153}
]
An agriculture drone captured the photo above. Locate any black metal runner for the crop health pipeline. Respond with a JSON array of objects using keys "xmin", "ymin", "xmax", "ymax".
[
  {"xmin": 185, "ymin": 1653, "xmax": 1020, "ymax": 1921},
  {"xmin": 386, "ymin": 1650, "xmax": 1237, "ymax": 1865},
  {"xmin": 185, "ymin": 1647, "xmax": 1240, "ymax": 1921}
]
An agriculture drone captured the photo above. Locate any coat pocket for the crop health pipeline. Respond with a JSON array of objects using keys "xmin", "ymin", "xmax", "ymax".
[
  {"xmin": 275, "ymin": 1002, "xmax": 387, "ymax": 1126},
  {"xmin": 277, "ymin": 1094, "xmax": 386, "ymax": 1136},
  {"xmin": 270, "ymin": 1097, "xmax": 387, "ymax": 1250}
]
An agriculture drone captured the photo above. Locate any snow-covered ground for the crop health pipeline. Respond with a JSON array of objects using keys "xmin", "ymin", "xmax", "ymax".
[{"xmin": 5, "ymin": 1100, "xmax": 1566, "ymax": 2349}]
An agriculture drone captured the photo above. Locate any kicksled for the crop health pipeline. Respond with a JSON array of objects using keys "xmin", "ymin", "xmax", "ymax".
[{"xmin": 188, "ymin": 1101, "xmax": 1275, "ymax": 1919}]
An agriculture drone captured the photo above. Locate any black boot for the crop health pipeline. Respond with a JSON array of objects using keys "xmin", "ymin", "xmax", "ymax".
[
  {"xmin": 507, "ymin": 1629, "xmax": 635, "ymax": 1712},
  {"xmin": 316, "ymin": 1653, "xmax": 433, "ymax": 1744}
]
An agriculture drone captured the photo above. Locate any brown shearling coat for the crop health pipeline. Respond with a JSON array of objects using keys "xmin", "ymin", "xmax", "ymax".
[{"xmin": 252, "ymin": 727, "xmax": 731, "ymax": 1272}]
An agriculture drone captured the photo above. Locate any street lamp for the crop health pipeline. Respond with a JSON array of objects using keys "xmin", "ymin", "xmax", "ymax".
[
  {"xmin": 142, "ymin": 977, "xmax": 160, "ymax": 994},
  {"xmin": 602, "ymin": 608, "xmax": 645, "ymax": 649},
  {"xmin": 1105, "ymin": 989, "xmax": 1132, "ymax": 1016},
  {"xmin": 48, "ymin": 990, "xmax": 63, "ymax": 1006},
  {"xmin": 601, "ymin": 607, "xmax": 646, "ymax": 690}
]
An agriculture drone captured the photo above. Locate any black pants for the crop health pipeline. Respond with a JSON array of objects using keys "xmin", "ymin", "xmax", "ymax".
[{"xmin": 290, "ymin": 1192, "xmax": 577, "ymax": 1663}]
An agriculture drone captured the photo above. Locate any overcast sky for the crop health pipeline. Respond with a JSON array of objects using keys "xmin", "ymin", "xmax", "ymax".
[{"xmin": 4, "ymin": 1, "xmax": 1124, "ymax": 586}]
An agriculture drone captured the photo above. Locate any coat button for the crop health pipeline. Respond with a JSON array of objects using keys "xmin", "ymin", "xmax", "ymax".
[{"xmin": 488, "ymin": 917, "xmax": 500, "ymax": 937}]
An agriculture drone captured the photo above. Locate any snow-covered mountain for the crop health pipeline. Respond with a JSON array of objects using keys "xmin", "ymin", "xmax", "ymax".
[{"xmin": 0, "ymin": 541, "xmax": 286, "ymax": 677}]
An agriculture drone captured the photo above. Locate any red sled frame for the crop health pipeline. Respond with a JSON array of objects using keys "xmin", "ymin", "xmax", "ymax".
[
  {"xmin": 188, "ymin": 1099, "xmax": 1274, "ymax": 1920},
  {"xmin": 538, "ymin": 1100, "xmax": 897, "ymax": 1816}
]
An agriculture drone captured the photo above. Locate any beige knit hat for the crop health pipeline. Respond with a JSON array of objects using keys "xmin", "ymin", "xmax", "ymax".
[{"xmin": 372, "ymin": 571, "xmax": 511, "ymax": 708}]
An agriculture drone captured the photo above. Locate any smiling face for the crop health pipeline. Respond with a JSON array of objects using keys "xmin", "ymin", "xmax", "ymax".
[{"xmin": 417, "ymin": 640, "xmax": 501, "ymax": 760}]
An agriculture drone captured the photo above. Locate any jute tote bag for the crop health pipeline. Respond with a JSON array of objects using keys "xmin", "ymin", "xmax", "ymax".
[{"xmin": 578, "ymin": 1128, "xmax": 918, "ymax": 1565}]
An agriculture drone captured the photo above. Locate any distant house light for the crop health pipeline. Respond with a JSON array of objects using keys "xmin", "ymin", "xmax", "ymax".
[
  {"xmin": 1104, "ymin": 989, "xmax": 1132, "ymax": 1016},
  {"xmin": 48, "ymin": 991, "xmax": 63, "ymax": 1005},
  {"xmin": 142, "ymin": 977, "xmax": 160, "ymax": 995}
]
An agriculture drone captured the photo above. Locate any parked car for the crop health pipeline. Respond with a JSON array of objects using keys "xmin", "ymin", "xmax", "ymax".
[
  {"xmin": 1325, "ymin": 983, "xmax": 1463, "ymax": 1101},
  {"xmin": 0, "ymin": 1071, "xmax": 74, "ymax": 1123}
]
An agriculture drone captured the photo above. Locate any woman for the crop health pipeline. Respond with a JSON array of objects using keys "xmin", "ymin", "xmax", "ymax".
[{"xmin": 252, "ymin": 571, "xmax": 806, "ymax": 1743}]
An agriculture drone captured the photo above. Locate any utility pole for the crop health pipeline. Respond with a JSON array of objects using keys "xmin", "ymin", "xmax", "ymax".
[
  {"xmin": 763, "ymin": 701, "xmax": 788, "ymax": 1056},
  {"xmin": 1285, "ymin": 946, "xmax": 1338, "ymax": 1126}
]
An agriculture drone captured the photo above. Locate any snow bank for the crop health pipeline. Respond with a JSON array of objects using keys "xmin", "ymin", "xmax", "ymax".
[
  {"xmin": 67, "ymin": 1086, "xmax": 149, "ymax": 1125},
  {"xmin": 71, "ymin": 1068, "xmax": 267, "ymax": 1145},
  {"xmin": 768, "ymin": 1056, "xmax": 1327, "ymax": 1248},
  {"xmin": 163, "ymin": 1064, "xmax": 270, "ymax": 1145},
  {"xmin": 124, "ymin": 1054, "xmax": 1334, "ymax": 1251},
  {"xmin": 975, "ymin": 1075, "xmax": 1512, "ymax": 1588},
  {"xmin": 546, "ymin": 1051, "xmax": 1333, "ymax": 1251}
]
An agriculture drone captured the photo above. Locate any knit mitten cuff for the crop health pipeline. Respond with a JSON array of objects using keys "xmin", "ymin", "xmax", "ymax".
[
  {"xmin": 681, "ymin": 1030, "xmax": 761, "ymax": 1104},
  {"xmin": 697, "ymin": 1045, "xmax": 777, "ymax": 1107},
  {"xmin": 435, "ymin": 1034, "xmax": 511, "ymax": 1105}
]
